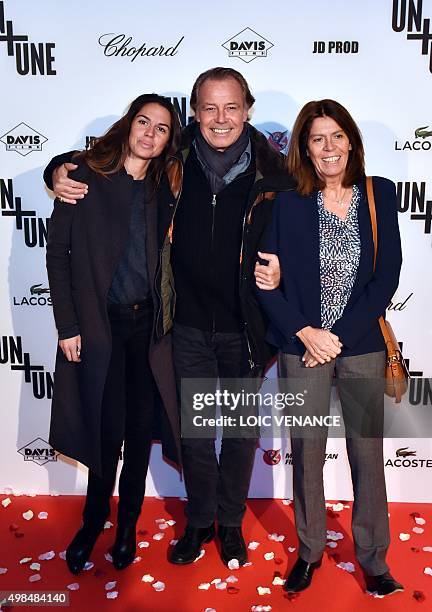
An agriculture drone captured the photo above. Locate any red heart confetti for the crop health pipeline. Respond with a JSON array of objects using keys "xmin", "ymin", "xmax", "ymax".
[
  {"xmin": 9, "ymin": 523, "xmax": 19, "ymax": 532},
  {"xmin": 326, "ymin": 509, "xmax": 340, "ymax": 519},
  {"xmin": 94, "ymin": 569, "xmax": 107, "ymax": 578},
  {"xmin": 227, "ymin": 586, "xmax": 240, "ymax": 595},
  {"xmin": 411, "ymin": 547, "xmax": 421, "ymax": 553},
  {"xmin": 274, "ymin": 557, "xmax": 284, "ymax": 565},
  {"xmin": 410, "ymin": 512, "xmax": 421, "ymax": 519},
  {"xmin": 14, "ymin": 532, "xmax": 24, "ymax": 538},
  {"xmin": 413, "ymin": 590, "xmax": 425, "ymax": 603}
]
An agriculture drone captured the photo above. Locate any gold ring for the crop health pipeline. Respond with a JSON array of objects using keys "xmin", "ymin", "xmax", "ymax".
[{"xmin": 59, "ymin": 196, "xmax": 63, "ymax": 202}]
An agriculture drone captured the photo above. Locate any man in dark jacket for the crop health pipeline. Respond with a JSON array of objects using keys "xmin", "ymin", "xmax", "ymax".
[
  {"xmin": 169, "ymin": 68, "xmax": 291, "ymax": 566},
  {"xmin": 45, "ymin": 68, "xmax": 293, "ymax": 567}
]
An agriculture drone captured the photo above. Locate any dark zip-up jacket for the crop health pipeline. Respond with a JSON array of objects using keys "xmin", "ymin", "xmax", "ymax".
[{"xmin": 172, "ymin": 122, "xmax": 294, "ymax": 373}]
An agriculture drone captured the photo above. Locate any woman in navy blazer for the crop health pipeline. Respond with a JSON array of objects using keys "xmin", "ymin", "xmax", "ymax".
[{"xmin": 258, "ymin": 100, "xmax": 403, "ymax": 597}]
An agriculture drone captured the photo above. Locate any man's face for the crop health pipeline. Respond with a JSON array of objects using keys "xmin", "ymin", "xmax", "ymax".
[{"xmin": 195, "ymin": 77, "xmax": 249, "ymax": 151}]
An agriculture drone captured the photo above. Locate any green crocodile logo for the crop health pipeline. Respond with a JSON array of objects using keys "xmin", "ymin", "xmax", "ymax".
[
  {"xmin": 415, "ymin": 126, "xmax": 432, "ymax": 139},
  {"xmin": 30, "ymin": 283, "xmax": 50, "ymax": 296},
  {"xmin": 396, "ymin": 446, "xmax": 416, "ymax": 458}
]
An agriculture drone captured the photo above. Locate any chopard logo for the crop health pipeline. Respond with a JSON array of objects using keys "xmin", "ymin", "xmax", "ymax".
[{"xmin": 98, "ymin": 33, "xmax": 184, "ymax": 62}]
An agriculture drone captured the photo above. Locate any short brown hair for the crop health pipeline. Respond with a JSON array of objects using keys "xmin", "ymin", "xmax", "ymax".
[
  {"xmin": 286, "ymin": 99, "xmax": 365, "ymax": 196},
  {"xmin": 190, "ymin": 67, "xmax": 255, "ymax": 113}
]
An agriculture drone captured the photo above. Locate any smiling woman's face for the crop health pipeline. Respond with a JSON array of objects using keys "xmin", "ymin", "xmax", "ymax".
[{"xmin": 307, "ymin": 116, "xmax": 352, "ymax": 184}]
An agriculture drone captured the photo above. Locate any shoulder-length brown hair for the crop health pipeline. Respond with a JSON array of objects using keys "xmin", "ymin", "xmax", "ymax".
[
  {"xmin": 74, "ymin": 93, "xmax": 181, "ymax": 187},
  {"xmin": 286, "ymin": 99, "xmax": 365, "ymax": 196}
]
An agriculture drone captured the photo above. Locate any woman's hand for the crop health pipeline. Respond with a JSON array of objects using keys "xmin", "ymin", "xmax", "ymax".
[
  {"xmin": 296, "ymin": 326, "xmax": 342, "ymax": 364},
  {"xmin": 59, "ymin": 335, "xmax": 82, "ymax": 362},
  {"xmin": 302, "ymin": 350, "xmax": 319, "ymax": 368},
  {"xmin": 254, "ymin": 252, "xmax": 281, "ymax": 290},
  {"xmin": 53, "ymin": 163, "xmax": 88, "ymax": 204}
]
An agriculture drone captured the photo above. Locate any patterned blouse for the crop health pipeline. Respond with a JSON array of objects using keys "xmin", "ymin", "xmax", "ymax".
[{"xmin": 318, "ymin": 184, "xmax": 361, "ymax": 329}]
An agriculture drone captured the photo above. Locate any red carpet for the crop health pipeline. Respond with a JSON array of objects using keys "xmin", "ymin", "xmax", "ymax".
[{"xmin": 0, "ymin": 495, "xmax": 431, "ymax": 611}]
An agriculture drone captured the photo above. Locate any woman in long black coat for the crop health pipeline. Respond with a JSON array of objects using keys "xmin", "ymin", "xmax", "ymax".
[{"xmin": 46, "ymin": 94, "xmax": 182, "ymax": 574}]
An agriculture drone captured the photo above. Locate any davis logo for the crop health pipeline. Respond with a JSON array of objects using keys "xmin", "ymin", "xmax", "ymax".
[
  {"xmin": 18, "ymin": 438, "xmax": 58, "ymax": 466},
  {"xmin": 0, "ymin": 123, "xmax": 47, "ymax": 156},
  {"xmin": 222, "ymin": 27, "xmax": 274, "ymax": 63}
]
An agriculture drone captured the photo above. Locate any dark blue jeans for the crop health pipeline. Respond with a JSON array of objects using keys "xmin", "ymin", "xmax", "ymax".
[
  {"xmin": 173, "ymin": 322, "xmax": 258, "ymax": 528},
  {"xmin": 83, "ymin": 299, "xmax": 156, "ymax": 530}
]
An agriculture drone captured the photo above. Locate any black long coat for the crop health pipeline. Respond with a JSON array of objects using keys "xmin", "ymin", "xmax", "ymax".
[{"xmin": 46, "ymin": 162, "xmax": 182, "ymax": 476}]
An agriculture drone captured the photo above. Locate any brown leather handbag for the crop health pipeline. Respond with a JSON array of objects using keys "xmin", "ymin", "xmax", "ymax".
[{"xmin": 366, "ymin": 176, "xmax": 409, "ymax": 403}]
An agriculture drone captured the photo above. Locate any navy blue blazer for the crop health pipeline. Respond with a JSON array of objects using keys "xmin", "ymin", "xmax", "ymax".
[{"xmin": 257, "ymin": 176, "xmax": 402, "ymax": 357}]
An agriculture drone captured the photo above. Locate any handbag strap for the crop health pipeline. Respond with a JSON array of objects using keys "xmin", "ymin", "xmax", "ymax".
[{"xmin": 365, "ymin": 176, "xmax": 391, "ymax": 343}]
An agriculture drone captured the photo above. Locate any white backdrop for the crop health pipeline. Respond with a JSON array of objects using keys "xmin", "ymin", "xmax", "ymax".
[{"xmin": 1, "ymin": 0, "xmax": 431, "ymax": 502}]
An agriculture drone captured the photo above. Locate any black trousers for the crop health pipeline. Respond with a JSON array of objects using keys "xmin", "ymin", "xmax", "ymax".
[
  {"xmin": 173, "ymin": 322, "xmax": 258, "ymax": 528},
  {"xmin": 82, "ymin": 300, "xmax": 155, "ymax": 530}
]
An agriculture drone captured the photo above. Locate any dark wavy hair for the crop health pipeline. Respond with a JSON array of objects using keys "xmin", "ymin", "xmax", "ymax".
[
  {"xmin": 75, "ymin": 93, "xmax": 181, "ymax": 186},
  {"xmin": 286, "ymin": 99, "xmax": 365, "ymax": 196},
  {"xmin": 190, "ymin": 67, "xmax": 255, "ymax": 114}
]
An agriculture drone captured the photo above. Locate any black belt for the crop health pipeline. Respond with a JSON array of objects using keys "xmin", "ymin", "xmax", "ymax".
[{"xmin": 107, "ymin": 297, "xmax": 153, "ymax": 313}]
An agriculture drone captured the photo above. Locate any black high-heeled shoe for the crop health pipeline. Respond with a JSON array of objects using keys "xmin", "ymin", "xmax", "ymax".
[
  {"xmin": 111, "ymin": 523, "xmax": 137, "ymax": 570},
  {"xmin": 66, "ymin": 525, "xmax": 102, "ymax": 574}
]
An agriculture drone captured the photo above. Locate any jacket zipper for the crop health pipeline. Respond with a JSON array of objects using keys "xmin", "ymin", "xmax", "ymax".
[{"xmin": 211, "ymin": 193, "xmax": 217, "ymax": 332}]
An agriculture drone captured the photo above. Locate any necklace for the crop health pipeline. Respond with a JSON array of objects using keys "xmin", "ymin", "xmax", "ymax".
[{"xmin": 324, "ymin": 187, "xmax": 346, "ymax": 208}]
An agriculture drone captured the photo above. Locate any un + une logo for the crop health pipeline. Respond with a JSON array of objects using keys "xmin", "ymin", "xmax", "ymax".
[
  {"xmin": 0, "ymin": 1, "xmax": 56, "ymax": 75},
  {"xmin": 392, "ymin": 0, "xmax": 432, "ymax": 73},
  {"xmin": 0, "ymin": 335, "xmax": 54, "ymax": 400},
  {"xmin": 1, "ymin": 179, "xmax": 49, "ymax": 248}
]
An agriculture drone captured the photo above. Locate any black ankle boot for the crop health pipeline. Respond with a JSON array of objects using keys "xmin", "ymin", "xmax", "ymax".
[
  {"xmin": 169, "ymin": 524, "xmax": 215, "ymax": 564},
  {"xmin": 284, "ymin": 556, "xmax": 322, "ymax": 593},
  {"xmin": 66, "ymin": 525, "xmax": 103, "ymax": 574},
  {"xmin": 111, "ymin": 523, "xmax": 137, "ymax": 570}
]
